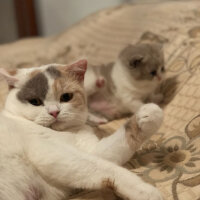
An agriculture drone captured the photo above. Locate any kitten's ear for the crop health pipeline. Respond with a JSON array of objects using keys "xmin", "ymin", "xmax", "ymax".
[
  {"xmin": 67, "ymin": 59, "xmax": 87, "ymax": 82},
  {"xmin": 129, "ymin": 55, "xmax": 144, "ymax": 68},
  {"xmin": 0, "ymin": 68, "xmax": 18, "ymax": 87}
]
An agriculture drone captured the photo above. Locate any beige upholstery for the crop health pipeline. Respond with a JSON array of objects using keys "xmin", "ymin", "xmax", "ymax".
[{"xmin": 0, "ymin": 1, "xmax": 200, "ymax": 199}]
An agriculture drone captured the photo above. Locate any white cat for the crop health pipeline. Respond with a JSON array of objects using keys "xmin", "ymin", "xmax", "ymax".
[
  {"xmin": 0, "ymin": 60, "xmax": 163, "ymax": 200},
  {"xmin": 85, "ymin": 43, "xmax": 165, "ymax": 123}
]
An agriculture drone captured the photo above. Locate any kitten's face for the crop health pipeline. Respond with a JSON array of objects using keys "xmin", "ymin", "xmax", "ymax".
[
  {"xmin": 119, "ymin": 43, "xmax": 165, "ymax": 82},
  {"xmin": 2, "ymin": 60, "xmax": 88, "ymax": 131}
]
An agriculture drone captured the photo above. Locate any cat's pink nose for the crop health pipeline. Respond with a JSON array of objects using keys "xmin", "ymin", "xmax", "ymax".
[{"xmin": 49, "ymin": 111, "xmax": 60, "ymax": 118}]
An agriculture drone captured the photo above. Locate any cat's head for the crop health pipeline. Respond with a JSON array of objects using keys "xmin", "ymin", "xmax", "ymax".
[
  {"xmin": 119, "ymin": 43, "xmax": 165, "ymax": 82},
  {"xmin": 0, "ymin": 60, "xmax": 88, "ymax": 131}
]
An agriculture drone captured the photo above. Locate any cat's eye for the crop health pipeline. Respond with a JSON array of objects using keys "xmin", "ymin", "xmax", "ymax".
[
  {"xmin": 150, "ymin": 70, "xmax": 157, "ymax": 76},
  {"xmin": 60, "ymin": 93, "xmax": 73, "ymax": 102},
  {"xmin": 161, "ymin": 66, "xmax": 165, "ymax": 72},
  {"xmin": 28, "ymin": 98, "xmax": 43, "ymax": 106}
]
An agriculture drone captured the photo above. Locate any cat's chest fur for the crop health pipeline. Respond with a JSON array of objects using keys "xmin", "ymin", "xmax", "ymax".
[
  {"xmin": 112, "ymin": 61, "xmax": 157, "ymax": 100},
  {"xmin": 0, "ymin": 112, "xmax": 99, "ymax": 199}
]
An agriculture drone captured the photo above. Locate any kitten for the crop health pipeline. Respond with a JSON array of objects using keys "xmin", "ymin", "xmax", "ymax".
[
  {"xmin": 85, "ymin": 43, "xmax": 165, "ymax": 123},
  {"xmin": 0, "ymin": 60, "xmax": 163, "ymax": 200}
]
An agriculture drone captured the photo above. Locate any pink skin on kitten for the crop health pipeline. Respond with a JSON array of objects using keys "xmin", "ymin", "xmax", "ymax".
[
  {"xmin": 89, "ymin": 93, "xmax": 120, "ymax": 119},
  {"xmin": 95, "ymin": 77, "xmax": 105, "ymax": 88},
  {"xmin": 25, "ymin": 186, "xmax": 42, "ymax": 200}
]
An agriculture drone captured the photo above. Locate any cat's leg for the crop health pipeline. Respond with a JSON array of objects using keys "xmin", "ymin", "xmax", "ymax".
[
  {"xmin": 87, "ymin": 113, "xmax": 108, "ymax": 125},
  {"xmin": 27, "ymin": 136, "xmax": 162, "ymax": 200},
  {"xmin": 92, "ymin": 103, "xmax": 163, "ymax": 165},
  {"xmin": 85, "ymin": 68, "xmax": 108, "ymax": 125}
]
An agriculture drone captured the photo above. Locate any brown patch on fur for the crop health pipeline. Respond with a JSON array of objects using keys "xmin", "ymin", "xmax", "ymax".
[
  {"xmin": 101, "ymin": 179, "xmax": 126, "ymax": 200},
  {"xmin": 125, "ymin": 116, "xmax": 144, "ymax": 151},
  {"xmin": 102, "ymin": 178, "xmax": 117, "ymax": 192},
  {"xmin": 7, "ymin": 69, "xmax": 17, "ymax": 76},
  {"xmin": 92, "ymin": 126, "xmax": 110, "ymax": 139},
  {"xmin": 52, "ymin": 71, "xmax": 86, "ymax": 109}
]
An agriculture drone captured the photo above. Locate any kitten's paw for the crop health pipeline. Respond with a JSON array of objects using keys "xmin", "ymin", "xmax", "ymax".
[{"xmin": 136, "ymin": 103, "xmax": 163, "ymax": 135}]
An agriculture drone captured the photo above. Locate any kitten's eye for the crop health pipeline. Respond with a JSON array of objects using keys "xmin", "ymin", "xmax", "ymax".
[
  {"xmin": 28, "ymin": 98, "xmax": 43, "ymax": 106},
  {"xmin": 150, "ymin": 70, "xmax": 157, "ymax": 76},
  {"xmin": 161, "ymin": 66, "xmax": 165, "ymax": 72},
  {"xmin": 60, "ymin": 93, "xmax": 73, "ymax": 102},
  {"xmin": 129, "ymin": 59, "xmax": 141, "ymax": 67}
]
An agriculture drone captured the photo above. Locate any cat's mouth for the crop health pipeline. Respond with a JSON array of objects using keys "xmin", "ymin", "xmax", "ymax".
[
  {"xmin": 50, "ymin": 117, "xmax": 67, "ymax": 127},
  {"xmin": 36, "ymin": 117, "xmax": 61, "ymax": 128},
  {"xmin": 50, "ymin": 120, "xmax": 68, "ymax": 131},
  {"xmin": 49, "ymin": 118, "xmax": 61, "ymax": 126}
]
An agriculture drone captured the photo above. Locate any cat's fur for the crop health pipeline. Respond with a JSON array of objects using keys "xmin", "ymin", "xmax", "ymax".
[
  {"xmin": 0, "ymin": 60, "xmax": 163, "ymax": 200},
  {"xmin": 85, "ymin": 43, "xmax": 165, "ymax": 123}
]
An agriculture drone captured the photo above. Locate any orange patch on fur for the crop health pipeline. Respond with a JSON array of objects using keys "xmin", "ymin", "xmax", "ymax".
[
  {"xmin": 30, "ymin": 70, "xmax": 41, "ymax": 78},
  {"xmin": 102, "ymin": 178, "xmax": 117, "ymax": 192},
  {"xmin": 125, "ymin": 116, "xmax": 143, "ymax": 151},
  {"xmin": 7, "ymin": 69, "xmax": 17, "ymax": 76},
  {"xmin": 52, "ymin": 73, "xmax": 86, "ymax": 109},
  {"xmin": 52, "ymin": 78, "xmax": 63, "ymax": 100}
]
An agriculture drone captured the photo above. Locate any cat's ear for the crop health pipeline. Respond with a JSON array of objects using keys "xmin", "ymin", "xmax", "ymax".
[
  {"xmin": 0, "ymin": 68, "xmax": 18, "ymax": 87},
  {"xmin": 129, "ymin": 55, "xmax": 144, "ymax": 68},
  {"xmin": 67, "ymin": 59, "xmax": 87, "ymax": 82}
]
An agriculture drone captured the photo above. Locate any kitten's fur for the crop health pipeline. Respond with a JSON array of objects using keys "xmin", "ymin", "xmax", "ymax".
[
  {"xmin": 0, "ymin": 60, "xmax": 163, "ymax": 200},
  {"xmin": 85, "ymin": 43, "xmax": 165, "ymax": 123}
]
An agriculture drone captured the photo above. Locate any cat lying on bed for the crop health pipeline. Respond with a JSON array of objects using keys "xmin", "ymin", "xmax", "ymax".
[
  {"xmin": 85, "ymin": 43, "xmax": 165, "ymax": 123},
  {"xmin": 0, "ymin": 60, "xmax": 163, "ymax": 200}
]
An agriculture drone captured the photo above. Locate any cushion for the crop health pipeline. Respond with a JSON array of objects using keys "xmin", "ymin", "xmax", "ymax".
[{"xmin": 0, "ymin": 1, "xmax": 200, "ymax": 199}]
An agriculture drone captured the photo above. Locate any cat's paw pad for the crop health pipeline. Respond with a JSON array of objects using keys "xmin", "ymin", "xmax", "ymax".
[{"xmin": 136, "ymin": 103, "xmax": 163, "ymax": 135}]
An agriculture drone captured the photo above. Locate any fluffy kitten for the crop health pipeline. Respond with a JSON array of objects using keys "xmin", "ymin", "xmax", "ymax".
[
  {"xmin": 85, "ymin": 43, "xmax": 165, "ymax": 123},
  {"xmin": 0, "ymin": 60, "xmax": 163, "ymax": 200}
]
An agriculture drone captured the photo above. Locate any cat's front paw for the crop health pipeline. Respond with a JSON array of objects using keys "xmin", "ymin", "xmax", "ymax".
[
  {"xmin": 135, "ymin": 184, "xmax": 163, "ymax": 200},
  {"xmin": 119, "ymin": 181, "xmax": 163, "ymax": 200},
  {"xmin": 136, "ymin": 103, "xmax": 163, "ymax": 136}
]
